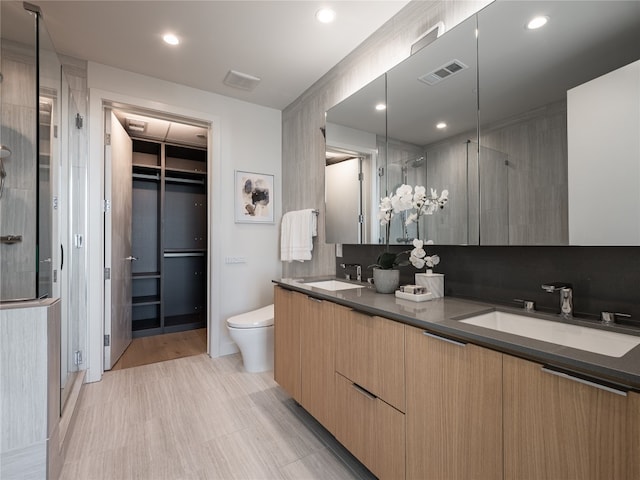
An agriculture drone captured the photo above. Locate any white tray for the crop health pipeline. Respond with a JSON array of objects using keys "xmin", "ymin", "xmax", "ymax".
[{"xmin": 395, "ymin": 290, "xmax": 434, "ymax": 302}]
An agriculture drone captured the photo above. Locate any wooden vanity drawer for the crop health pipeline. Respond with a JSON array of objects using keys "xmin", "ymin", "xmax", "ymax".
[
  {"xmin": 335, "ymin": 306, "xmax": 405, "ymax": 411},
  {"xmin": 334, "ymin": 372, "xmax": 405, "ymax": 480}
]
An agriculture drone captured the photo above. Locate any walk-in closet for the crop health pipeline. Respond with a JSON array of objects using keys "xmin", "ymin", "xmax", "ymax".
[{"xmin": 109, "ymin": 108, "xmax": 209, "ymax": 368}]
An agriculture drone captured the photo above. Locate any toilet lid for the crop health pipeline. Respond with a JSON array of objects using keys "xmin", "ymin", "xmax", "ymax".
[{"xmin": 226, "ymin": 304, "xmax": 274, "ymax": 328}]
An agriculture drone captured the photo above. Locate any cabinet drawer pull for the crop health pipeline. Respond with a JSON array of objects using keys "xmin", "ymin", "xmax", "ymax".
[
  {"xmin": 351, "ymin": 382, "xmax": 377, "ymax": 401},
  {"xmin": 351, "ymin": 308, "xmax": 374, "ymax": 317},
  {"xmin": 423, "ymin": 331, "xmax": 466, "ymax": 347},
  {"xmin": 541, "ymin": 367, "xmax": 628, "ymax": 397},
  {"xmin": 307, "ymin": 296, "xmax": 322, "ymax": 303}
]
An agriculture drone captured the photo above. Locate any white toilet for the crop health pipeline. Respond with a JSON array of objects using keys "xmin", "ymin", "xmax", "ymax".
[{"xmin": 226, "ymin": 304, "xmax": 274, "ymax": 373}]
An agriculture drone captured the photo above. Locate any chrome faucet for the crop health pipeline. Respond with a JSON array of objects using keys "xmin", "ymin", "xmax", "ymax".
[
  {"xmin": 541, "ymin": 282, "xmax": 573, "ymax": 319},
  {"xmin": 340, "ymin": 263, "xmax": 362, "ymax": 282}
]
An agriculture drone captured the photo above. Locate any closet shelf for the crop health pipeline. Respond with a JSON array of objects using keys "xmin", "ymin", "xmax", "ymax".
[
  {"xmin": 132, "ymin": 295, "xmax": 161, "ymax": 306},
  {"xmin": 133, "ymin": 172, "xmax": 161, "ymax": 181},
  {"xmin": 165, "ymin": 173, "xmax": 206, "ymax": 185},
  {"xmin": 132, "ymin": 272, "xmax": 161, "ymax": 279}
]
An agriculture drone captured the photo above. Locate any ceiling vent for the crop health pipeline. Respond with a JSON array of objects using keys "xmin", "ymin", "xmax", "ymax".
[
  {"xmin": 125, "ymin": 117, "xmax": 147, "ymax": 133},
  {"xmin": 418, "ymin": 59, "xmax": 468, "ymax": 86},
  {"xmin": 224, "ymin": 70, "xmax": 261, "ymax": 91}
]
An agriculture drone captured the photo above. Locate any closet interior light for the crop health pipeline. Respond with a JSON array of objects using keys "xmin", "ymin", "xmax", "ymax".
[
  {"xmin": 375, "ymin": 103, "xmax": 386, "ymax": 111},
  {"xmin": 163, "ymin": 33, "xmax": 180, "ymax": 45},
  {"xmin": 436, "ymin": 122, "xmax": 447, "ymax": 129}
]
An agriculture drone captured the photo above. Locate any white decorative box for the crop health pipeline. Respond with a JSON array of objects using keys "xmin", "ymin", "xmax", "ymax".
[
  {"xmin": 415, "ymin": 271, "xmax": 445, "ymax": 298},
  {"xmin": 395, "ymin": 290, "xmax": 434, "ymax": 302}
]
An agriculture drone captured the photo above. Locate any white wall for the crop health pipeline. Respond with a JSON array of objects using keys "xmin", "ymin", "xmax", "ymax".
[{"xmin": 85, "ymin": 62, "xmax": 281, "ymax": 382}]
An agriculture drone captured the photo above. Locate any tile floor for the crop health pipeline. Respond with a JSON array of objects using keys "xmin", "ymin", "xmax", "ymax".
[{"xmin": 60, "ymin": 354, "xmax": 373, "ymax": 480}]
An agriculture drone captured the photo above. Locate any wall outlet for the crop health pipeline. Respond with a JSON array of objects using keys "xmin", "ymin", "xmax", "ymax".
[{"xmin": 225, "ymin": 256, "xmax": 247, "ymax": 264}]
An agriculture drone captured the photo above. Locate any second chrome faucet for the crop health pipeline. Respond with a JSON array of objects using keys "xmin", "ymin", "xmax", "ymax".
[
  {"xmin": 541, "ymin": 282, "xmax": 573, "ymax": 318},
  {"xmin": 340, "ymin": 263, "xmax": 362, "ymax": 282}
]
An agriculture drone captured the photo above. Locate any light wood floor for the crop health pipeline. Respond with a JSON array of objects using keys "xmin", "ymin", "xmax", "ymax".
[
  {"xmin": 61, "ymin": 353, "xmax": 370, "ymax": 479},
  {"xmin": 112, "ymin": 328, "xmax": 207, "ymax": 370}
]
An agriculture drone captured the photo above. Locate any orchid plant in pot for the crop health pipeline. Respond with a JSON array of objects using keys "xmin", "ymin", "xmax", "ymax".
[{"xmin": 370, "ymin": 184, "xmax": 448, "ymax": 293}]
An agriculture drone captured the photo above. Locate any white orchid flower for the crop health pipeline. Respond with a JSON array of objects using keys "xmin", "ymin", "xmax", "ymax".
[
  {"xmin": 425, "ymin": 254, "xmax": 440, "ymax": 268},
  {"xmin": 411, "ymin": 247, "xmax": 426, "ymax": 259},
  {"xmin": 405, "ymin": 212, "xmax": 418, "ymax": 226},
  {"xmin": 413, "ymin": 238, "xmax": 423, "ymax": 249},
  {"xmin": 426, "ymin": 239, "xmax": 434, "ymax": 245},
  {"xmin": 425, "ymin": 202, "xmax": 438, "ymax": 215},
  {"xmin": 393, "ymin": 184, "xmax": 414, "ymax": 212},
  {"xmin": 410, "ymin": 256, "xmax": 426, "ymax": 269}
]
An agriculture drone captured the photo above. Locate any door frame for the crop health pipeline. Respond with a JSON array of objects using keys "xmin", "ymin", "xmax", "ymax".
[{"xmin": 86, "ymin": 89, "xmax": 221, "ymax": 383}]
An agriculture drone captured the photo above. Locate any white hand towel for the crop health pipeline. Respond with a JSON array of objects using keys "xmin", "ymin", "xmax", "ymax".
[{"xmin": 280, "ymin": 209, "xmax": 315, "ymax": 262}]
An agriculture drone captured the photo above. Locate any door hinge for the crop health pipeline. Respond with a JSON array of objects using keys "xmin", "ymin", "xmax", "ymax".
[
  {"xmin": 104, "ymin": 199, "xmax": 111, "ymax": 212},
  {"xmin": 75, "ymin": 113, "xmax": 83, "ymax": 129},
  {"xmin": 74, "ymin": 350, "xmax": 83, "ymax": 366},
  {"xmin": 358, "ymin": 172, "xmax": 364, "ymax": 181},
  {"xmin": 53, "ymin": 125, "xmax": 58, "ymax": 138},
  {"xmin": 378, "ymin": 167, "xmax": 385, "ymax": 177},
  {"xmin": 358, "ymin": 214, "xmax": 364, "ymax": 224},
  {"xmin": 104, "ymin": 267, "xmax": 110, "ymax": 280},
  {"xmin": 105, "ymin": 133, "xmax": 111, "ymax": 145},
  {"xmin": 104, "ymin": 335, "xmax": 110, "ymax": 347}
]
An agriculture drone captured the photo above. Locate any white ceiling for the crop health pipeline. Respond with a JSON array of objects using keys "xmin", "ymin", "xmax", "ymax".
[{"xmin": 19, "ymin": 0, "xmax": 410, "ymax": 111}]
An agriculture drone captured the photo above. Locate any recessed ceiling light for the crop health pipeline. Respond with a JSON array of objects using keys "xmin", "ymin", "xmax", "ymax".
[
  {"xmin": 436, "ymin": 122, "xmax": 447, "ymax": 129},
  {"xmin": 316, "ymin": 8, "xmax": 336, "ymax": 24},
  {"xmin": 526, "ymin": 16, "xmax": 549, "ymax": 30},
  {"xmin": 163, "ymin": 33, "xmax": 180, "ymax": 45},
  {"xmin": 375, "ymin": 103, "xmax": 386, "ymax": 111}
]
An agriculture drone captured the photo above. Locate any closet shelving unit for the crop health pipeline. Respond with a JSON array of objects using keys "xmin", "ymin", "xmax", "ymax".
[{"xmin": 131, "ymin": 139, "xmax": 207, "ymax": 338}]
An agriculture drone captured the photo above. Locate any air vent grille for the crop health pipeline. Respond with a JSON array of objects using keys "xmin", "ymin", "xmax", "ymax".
[
  {"xmin": 418, "ymin": 59, "xmax": 468, "ymax": 86},
  {"xmin": 224, "ymin": 70, "xmax": 261, "ymax": 91}
]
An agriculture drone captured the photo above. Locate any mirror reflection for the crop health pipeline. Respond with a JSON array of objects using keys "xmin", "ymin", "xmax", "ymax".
[
  {"xmin": 325, "ymin": 74, "xmax": 386, "ymax": 244},
  {"xmin": 477, "ymin": 0, "xmax": 640, "ymax": 245},
  {"xmin": 324, "ymin": 0, "xmax": 640, "ymax": 246},
  {"xmin": 386, "ymin": 14, "xmax": 478, "ymax": 245}
]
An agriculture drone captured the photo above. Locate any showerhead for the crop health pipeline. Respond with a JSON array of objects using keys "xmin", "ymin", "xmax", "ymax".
[
  {"xmin": 0, "ymin": 145, "xmax": 11, "ymax": 159},
  {"xmin": 411, "ymin": 156, "xmax": 425, "ymax": 167}
]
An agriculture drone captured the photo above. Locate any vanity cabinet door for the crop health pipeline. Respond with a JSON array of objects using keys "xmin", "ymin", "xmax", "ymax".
[
  {"xmin": 335, "ymin": 307, "xmax": 405, "ymax": 411},
  {"xmin": 405, "ymin": 325, "xmax": 503, "ymax": 480},
  {"xmin": 503, "ymin": 355, "xmax": 637, "ymax": 480},
  {"xmin": 300, "ymin": 296, "xmax": 335, "ymax": 433},
  {"xmin": 273, "ymin": 286, "xmax": 301, "ymax": 402}
]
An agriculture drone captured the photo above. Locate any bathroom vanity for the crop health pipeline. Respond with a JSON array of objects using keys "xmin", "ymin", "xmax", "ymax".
[{"xmin": 273, "ymin": 279, "xmax": 640, "ymax": 480}]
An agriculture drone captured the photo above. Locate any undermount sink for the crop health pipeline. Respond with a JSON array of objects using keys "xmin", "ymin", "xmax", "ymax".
[
  {"xmin": 459, "ymin": 311, "xmax": 640, "ymax": 358},
  {"xmin": 303, "ymin": 280, "xmax": 365, "ymax": 291}
]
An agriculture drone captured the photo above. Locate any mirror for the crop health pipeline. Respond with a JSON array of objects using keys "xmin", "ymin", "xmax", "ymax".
[
  {"xmin": 325, "ymin": 13, "xmax": 479, "ymax": 245},
  {"xmin": 325, "ymin": 74, "xmax": 386, "ymax": 244},
  {"xmin": 325, "ymin": 0, "xmax": 640, "ymax": 246},
  {"xmin": 477, "ymin": 0, "xmax": 640, "ymax": 245},
  {"xmin": 386, "ymin": 14, "xmax": 478, "ymax": 245}
]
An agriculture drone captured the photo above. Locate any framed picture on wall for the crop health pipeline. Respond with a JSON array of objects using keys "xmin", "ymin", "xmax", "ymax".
[{"xmin": 234, "ymin": 170, "xmax": 275, "ymax": 223}]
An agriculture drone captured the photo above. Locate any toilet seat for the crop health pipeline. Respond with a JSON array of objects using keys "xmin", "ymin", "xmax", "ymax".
[{"xmin": 226, "ymin": 304, "xmax": 274, "ymax": 329}]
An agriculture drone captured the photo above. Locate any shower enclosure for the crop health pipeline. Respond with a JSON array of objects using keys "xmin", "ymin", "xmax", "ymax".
[{"xmin": 1, "ymin": 0, "xmax": 88, "ymax": 412}]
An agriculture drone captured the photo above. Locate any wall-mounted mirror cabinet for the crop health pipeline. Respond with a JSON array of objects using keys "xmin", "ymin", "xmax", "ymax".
[{"xmin": 325, "ymin": 0, "xmax": 640, "ymax": 246}]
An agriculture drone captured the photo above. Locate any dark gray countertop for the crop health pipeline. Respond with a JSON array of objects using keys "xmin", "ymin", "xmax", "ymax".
[{"xmin": 274, "ymin": 277, "xmax": 640, "ymax": 392}]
